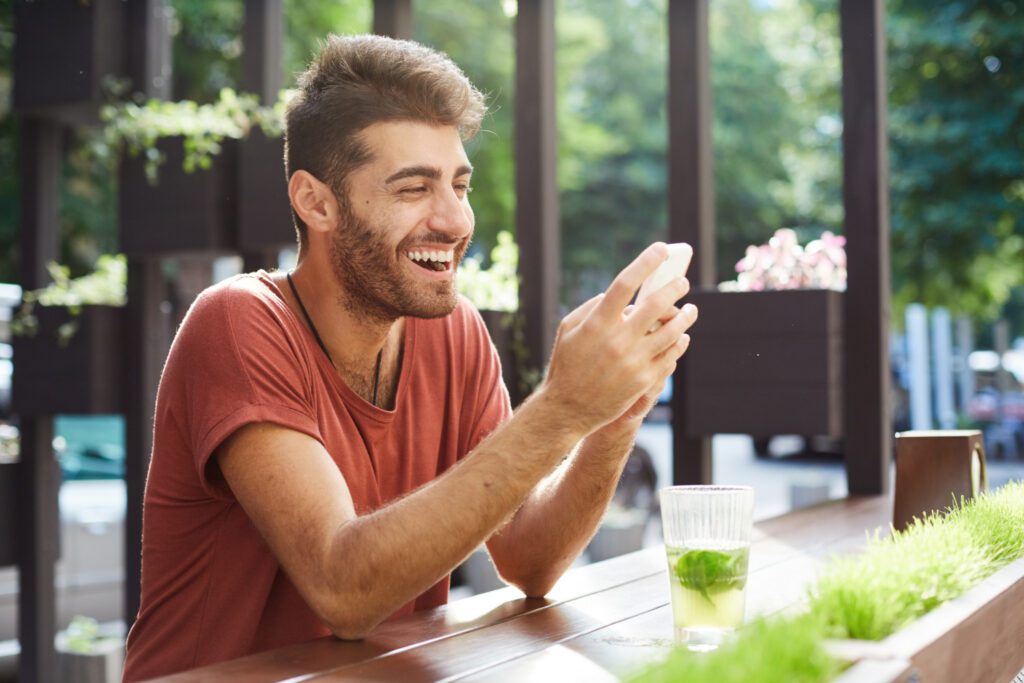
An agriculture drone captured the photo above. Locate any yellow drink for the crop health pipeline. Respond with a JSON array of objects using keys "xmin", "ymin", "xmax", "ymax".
[{"xmin": 666, "ymin": 544, "xmax": 749, "ymax": 648}]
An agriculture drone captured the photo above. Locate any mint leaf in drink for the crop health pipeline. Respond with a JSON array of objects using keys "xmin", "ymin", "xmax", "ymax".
[{"xmin": 675, "ymin": 549, "xmax": 748, "ymax": 603}]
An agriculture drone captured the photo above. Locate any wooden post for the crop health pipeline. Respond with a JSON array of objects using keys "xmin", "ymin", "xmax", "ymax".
[
  {"xmin": 241, "ymin": 0, "xmax": 286, "ymax": 272},
  {"xmin": 668, "ymin": 0, "xmax": 713, "ymax": 484},
  {"xmin": 124, "ymin": 0, "xmax": 171, "ymax": 98},
  {"xmin": 515, "ymin": 0, "xmax": 560, "ymax": 392},
  {"xmin": 15, "ymin": 116, "xmax": 63, "ymax": 683},
  {"xmin": 373, "ymin": 0, "xmax": 414, "ymax": 40},
  {"xmin": 123, "ymin": 0, "xmax": 172, "ymax": 630},
  {"xmin": 840, "ymin": 0, "xmax": 891, "ymax": 494}
]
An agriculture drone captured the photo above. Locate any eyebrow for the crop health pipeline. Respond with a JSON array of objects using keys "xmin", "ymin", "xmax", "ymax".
[{"xmin": 384, "ymin": 164, "xmax": 474, "ymax": 184}]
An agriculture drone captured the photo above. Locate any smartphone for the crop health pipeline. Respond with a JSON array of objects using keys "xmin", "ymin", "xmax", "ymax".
[{"xmin": 637, "ymin": 242, "xmax": 693, "ymax": 303}]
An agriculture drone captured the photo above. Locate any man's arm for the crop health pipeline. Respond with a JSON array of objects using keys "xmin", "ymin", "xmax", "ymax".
[
  {"xmin": 215, "ymin": 243, "xmax": 690, "ymax": 639},
  {"xmin": 484, "ymin": 326, "xmax": 693, "ymax": 596},
  {"xmin": 216, "ymin": 389, "xmax": 581, "ymax": 640}
]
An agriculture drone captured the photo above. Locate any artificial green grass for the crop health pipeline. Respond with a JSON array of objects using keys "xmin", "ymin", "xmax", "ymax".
[
  {"xmin": 630, "ymin": 614, "xmax": 839, "ymax": 683},
  {"xmin": 810, "ymin": 480, "xmax": 1024, "ymax": 641},
  {"xmin": 630, "ymin": 481, "xmax": 1024, "ymax": 681}
]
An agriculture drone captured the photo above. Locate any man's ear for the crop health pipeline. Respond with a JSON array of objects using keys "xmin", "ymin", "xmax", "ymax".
[{"xmin": 288, "ymin": 170, "xmax": 340, "ymax": 237}]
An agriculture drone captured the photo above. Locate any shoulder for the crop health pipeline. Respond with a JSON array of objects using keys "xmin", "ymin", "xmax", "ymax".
[
  {"xmin": 186, "ymin": 272, "xmax": 285, "ymax": 322},
  {"xmin": 179, "ymin": 272, "xmax": 294, "ymax": 339}
]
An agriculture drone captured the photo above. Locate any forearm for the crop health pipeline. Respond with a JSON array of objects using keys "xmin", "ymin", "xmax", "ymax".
[
  {"xmin": 323, "ymin": 389, "xmax": 581, "ymax": 638},
  {"xmin": 487, "ymin": 421, "xmax": 640, "ymax": 596}
]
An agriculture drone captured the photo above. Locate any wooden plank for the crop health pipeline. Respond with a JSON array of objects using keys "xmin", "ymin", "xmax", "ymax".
[
  {"xmin": 839, "ymin": 0, "xmax": 891, "ymax": 494},
  {"xmin": 668, "ymin": 0, "xmax": 714, "ymax": 485},
  {"xmin": 515, "ymin": 0, "xmax": 560, "ymax": 390},
  {"xmin": 372, "ymin": 0, "xmax": 413, "ymax": 40}
]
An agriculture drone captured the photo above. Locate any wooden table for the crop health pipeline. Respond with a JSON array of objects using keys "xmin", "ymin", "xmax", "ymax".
[{"xmin": 153, "ymin": 495, "xmax": 901, "ymax": 682}]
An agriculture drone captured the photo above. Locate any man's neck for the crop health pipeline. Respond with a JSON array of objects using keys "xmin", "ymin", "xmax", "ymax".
[{"xmin": 278, "ymin": 257, "xmax": 402, "ymax": 402}]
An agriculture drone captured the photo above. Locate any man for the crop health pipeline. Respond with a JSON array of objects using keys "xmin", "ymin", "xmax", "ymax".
[{"xmin": 123, "ymin": 34, "xmax": 696, "ymax": 681}]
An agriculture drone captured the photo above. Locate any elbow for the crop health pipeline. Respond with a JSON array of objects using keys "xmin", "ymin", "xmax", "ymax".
[
  {"xmin": 318, "ymin": 576, "xmax": 384, "ymax": 641},
  {"xmin": 519, "ymin": 582, "xmax": 556, "ymax": 599},
  {"xmin": 502, "ymin": 569, "xmax": 559, "ymax": 599},
  {"xmin": 329, "ymin": 623, "xmax": 373, "ymax": 642},
  {"xmin": 324, "ymin": 609, "xmax": 381, "ymax": 641}
]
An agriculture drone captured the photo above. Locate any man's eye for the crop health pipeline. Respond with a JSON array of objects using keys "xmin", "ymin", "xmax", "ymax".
[
  {"xmin": 455, "ymin": 184, "xmax": 473, "ymax": 195},
  {"xmin": 401, "ymin": 186, "xmax": 428, "ymax": 195}
]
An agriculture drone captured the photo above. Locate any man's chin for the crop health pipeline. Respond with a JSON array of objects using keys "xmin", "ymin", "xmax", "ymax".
[{"xmin": 405, "ymin": 295, "xmax": 459, "ymax": 319}]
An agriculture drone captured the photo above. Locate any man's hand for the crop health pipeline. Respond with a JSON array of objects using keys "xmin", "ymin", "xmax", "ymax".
[
  {"xmin": 538, "ymin": 243, "xmax": 696, "ymax": 437},
  {"xmin": 601, "ymin": 300, "xmax": 698, "ymax": 435}
]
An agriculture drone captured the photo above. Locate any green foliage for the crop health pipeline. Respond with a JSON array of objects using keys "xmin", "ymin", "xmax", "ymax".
[
  {"xmin": 416, "ymin": 0, "xmax": 515, "ymax": 256},
  {"xmin": 58, "ymin": 616, "xmax": 120, "ymax": 655},
  {"xmin": 13, "ymin": 254, "xmax": 127, "ymax": 346},
  {"xmin": 629, "ymin": 614, "xmax": 838, "ymax": 683},
  {"xmin": 456, "ymin": 231, "xmax": 519, "ymax": 312},
  {"xmin": 886, "ymin": 0, "xmax": 1024, "ymax": 322},
  {"xmin": 810, "ymin": 480, "xmax": 1024, "ymax": 641},
  {"xmin": 674, "ymin": 548, "xmax": 749, "ymax": 602},
  {"xmin": 90, "ymin": 87, "xmax": 285, "ymax": 183}
]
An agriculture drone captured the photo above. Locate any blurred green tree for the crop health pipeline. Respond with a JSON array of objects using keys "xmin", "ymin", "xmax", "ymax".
[{"xmin": 886, "ymin": 0, "xmax": 1024, "ymax": 323}]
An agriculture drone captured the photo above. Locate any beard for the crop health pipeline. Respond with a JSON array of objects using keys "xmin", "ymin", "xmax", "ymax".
[{"xmin": 328, "ymin": 201, "xmax": 469, "ymax": 323}]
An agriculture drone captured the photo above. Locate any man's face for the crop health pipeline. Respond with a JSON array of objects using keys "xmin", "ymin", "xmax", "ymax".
[{"xmin": 328, "ymin": 121, "xmax": 475, "ymax": 322}]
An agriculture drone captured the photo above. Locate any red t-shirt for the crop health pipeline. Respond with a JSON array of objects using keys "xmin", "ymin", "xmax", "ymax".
[{"xmin": 122, "ymin": 271, "xmax": 512, "ymax": 681}]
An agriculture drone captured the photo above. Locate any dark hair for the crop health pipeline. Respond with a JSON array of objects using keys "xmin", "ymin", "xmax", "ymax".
[{"xmin": 284, "ymin": 34, "xmax": 487, "ymax": 246}]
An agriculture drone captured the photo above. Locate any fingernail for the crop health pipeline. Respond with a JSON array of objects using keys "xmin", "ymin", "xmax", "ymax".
[{"xmin": 683, "ymin": 303, "xmax": 697, "ymax": 317}]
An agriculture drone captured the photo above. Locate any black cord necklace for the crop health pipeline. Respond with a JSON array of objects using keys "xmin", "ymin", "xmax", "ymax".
[{"xmin": 286, "ymin": 271, "xmax": 383, "ymax": 407}]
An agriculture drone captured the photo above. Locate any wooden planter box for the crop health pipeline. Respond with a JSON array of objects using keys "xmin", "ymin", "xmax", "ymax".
[
  {"xmin": 12, "ymin": 305, "xmax": 126, "ymax": 416},
  {"xmin": 0, "ymin": 459, "xmax": 15, "ymax": 566},
  {"xmin": 12, "ymin": 0, "xmax": 126, "ymax": 124},
  {"xmin": 238, "ymin": 130, "xmax": 294, "ymax": 250},
  {"xmin": 120, "ymin": 137, "xmax": 238, "ymax": 255},
  {"xmin": 682, "ymin": 289, "xmax": 843, "ymax": 438},
  {"xmin": 831, "ymin": 555, "xmax": 1024, "ymax": 683}
]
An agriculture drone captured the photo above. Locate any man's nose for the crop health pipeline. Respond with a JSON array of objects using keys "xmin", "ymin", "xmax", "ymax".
[{"xmin": 426, "ymin": 188, "xmax": 473, "ymax": 238}]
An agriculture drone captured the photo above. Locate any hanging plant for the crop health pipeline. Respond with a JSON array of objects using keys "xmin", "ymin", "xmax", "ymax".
[
  {"xmin": 12, "ymin": 254, "xmax": 127, "ymax": 346},
  {"xmin": 87, "ymin": 87, "xmax": 288, "ymax": 183}
]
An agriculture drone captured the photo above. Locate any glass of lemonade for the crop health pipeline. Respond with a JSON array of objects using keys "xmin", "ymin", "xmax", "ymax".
[{"xmin": 660, "ymin": 485, "xmax": 754, "ymax": 651}]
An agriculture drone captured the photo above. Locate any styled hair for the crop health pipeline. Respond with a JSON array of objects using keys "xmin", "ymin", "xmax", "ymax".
[{"xmin": 284, "ymin": 34, "xmax": 487, "ymax": 245}]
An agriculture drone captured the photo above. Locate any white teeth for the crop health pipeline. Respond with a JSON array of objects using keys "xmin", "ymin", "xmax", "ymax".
[{"xmin": 407, "ymin": 249, "xmax": 454, "ymax": 264}]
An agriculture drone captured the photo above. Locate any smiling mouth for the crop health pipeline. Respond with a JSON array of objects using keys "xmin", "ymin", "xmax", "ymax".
[{"xmin": 407, "ymin": 249, "xmax": 455, "ymax": 273}]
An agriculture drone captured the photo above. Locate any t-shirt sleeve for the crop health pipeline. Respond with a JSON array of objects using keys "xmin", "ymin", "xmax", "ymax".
[
  {"xmin": 458, "ymin": 301, "xmax": 514, "ymax": 455},
  {"xmin": 174, "ymin": 281, "xmax": 323, "ymax": 499}
]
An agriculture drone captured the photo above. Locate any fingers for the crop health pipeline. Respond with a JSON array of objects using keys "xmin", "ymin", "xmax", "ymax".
[
  {"xmin": 558, "ymin": 293, "xmax": 604, "ymax": 337},
  {"xmin": 645, "ymin": 303, "xmax": 698, "ymax": 356},
  {"xmin": 593, "ymin": 243, "xmax": 669, "ymax": 322},
  {"xmin": 628, "ymin": 275, "xmax": 691, "ymax": 334}
]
